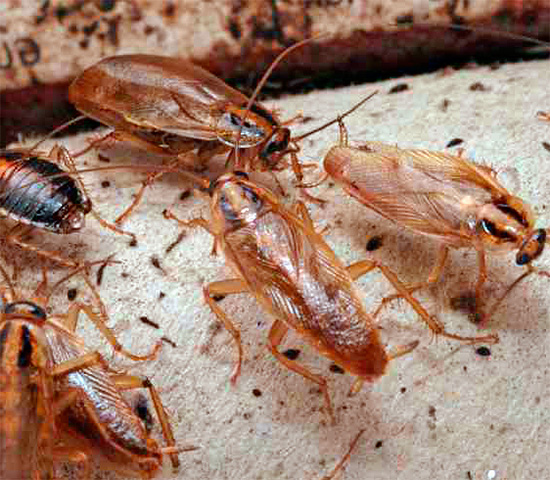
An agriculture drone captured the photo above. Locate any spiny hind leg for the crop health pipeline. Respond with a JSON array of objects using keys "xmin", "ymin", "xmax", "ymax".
[
  {"xmin": 318, "ymin": 429, "xmax": 365, "ymax": 480},
  {"xmin": 60, "ymin": 300, "xmax": 162, "ymax": 362},
  {"xmin": 203, "ymin": 278, "xmax": 249, "ymax": 383},
  {"xmin": 268, "ymin": 319, "xmax": 334, "ymax": 423},
  {"xmin": 370, "ymin": 246, "xmax": 449, "ymax": 318},
  {"xmin": 345, "ymin": 258, "xmax": 498, "ymax": 345},
  {"xmin": 7, "ymin": 224, "xmax": 80, "ymax": 268},
  {"xmin": 51, "ymin": 144, "xmax": 137, "ymax": 243},
  {"xmin": 110, "ymin": 374, "xmax": 182, "ymax": 469}
]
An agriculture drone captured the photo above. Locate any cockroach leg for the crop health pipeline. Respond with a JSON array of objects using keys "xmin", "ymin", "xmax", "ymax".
[
  {"xmin": 52, "ymin": 144, "xmax": 137, "ymax": 242},
  {"xmin": 6, "ymin": 224, "xmax": 79, "ymax": 268},
  {"xmin": 370, "ymin": 246, "xmax": 450, "ymax": 316},
  {"xmin": 268, "ymin": 319, "xmax": 335, "ymax": 423},
  {"xmin": 109, "ymin": 374, "xmax": 181, "ymax": 469},
  {"xmin": 62, "ymin": 301, "xmax": 162, "ymax": 362},
  {"xmin": 473, "ymin": 247, "xmax": 488, "ymax": 320},
  {"xmin": 164, "ymin": 209, "xmax": 218, "ymax": 254},
  {"xmin": 203, "ymin": 278, "xmax": 248, "ymax": 383},
  {"xmin": 346, "ymin": 259, "xmax": 498, "ymax": 345},
  {"xmin": 317, "ymin": 429, "xmax": 365, "ymax": 480},
  {"xmin": 72, "ymin": 130, "xmax": 120, "ymax": 158},
  {"xmin": 51, "ymin": 351, "xmax": 105, "ymax": 377}
]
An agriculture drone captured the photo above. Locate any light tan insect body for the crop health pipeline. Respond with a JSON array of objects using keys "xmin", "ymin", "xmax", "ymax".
[
  {"xmin": 167, "ymin": 173, "xmax": 496, "ymax": 420},
  {"xmin": 0, "ymin": 269, "xmax": 180, "ymax": 479},
  {"xmin": 324, "ymin": 133, "xmax": 549, "ymax": 317}
]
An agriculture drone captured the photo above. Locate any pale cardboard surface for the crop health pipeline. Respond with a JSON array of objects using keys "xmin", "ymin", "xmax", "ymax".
[{"xmin": 6, "ymin": 58, "xmax": 550, "ymax": 480}]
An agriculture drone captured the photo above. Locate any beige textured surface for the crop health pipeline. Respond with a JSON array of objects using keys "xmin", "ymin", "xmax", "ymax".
[
  {"xmin": 1, "ymin": 0, "xmax": 549, "ymax": 91},
  {"xmin": 5, "ymin": 58, "xmax": 550, "ymax": 479}
]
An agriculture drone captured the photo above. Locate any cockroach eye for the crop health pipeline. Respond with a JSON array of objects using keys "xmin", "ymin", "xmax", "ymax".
[
  {"xmin": 516, "ymin": 229, "xmax": 546, "ymax": 265},
  {"xmin": 4, "ymin": 301, "xmax": 47, "ymax": 320}
]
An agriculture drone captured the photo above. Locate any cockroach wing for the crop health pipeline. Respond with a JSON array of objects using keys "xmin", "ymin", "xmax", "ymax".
[
  {"xmin": 222, "ymin": 211, "xmax": 377, "ymax": 361},
  {"xmin": 43, "ymin": 321, "xmax": 150, "ymax": 456},
  {"xmin": 327, "ymin": 144, "xmax": 508, "ymax": 246},
  {"xmin": 70, "ymin": 54, "xmax": 250, "ymax": 142}
]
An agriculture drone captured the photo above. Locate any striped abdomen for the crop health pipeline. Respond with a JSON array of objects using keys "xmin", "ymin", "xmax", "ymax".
[{"xmin": 0, "ymin": 150, "xmax": 91, "ymax": 233}]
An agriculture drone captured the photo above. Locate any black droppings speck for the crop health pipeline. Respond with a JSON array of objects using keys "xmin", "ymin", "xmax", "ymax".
[
  {"xmin": 212, "ymin": 294, "xmax": 225, "ymax": 302},
  {"xmin": 441, "ymin": 99, "xmax": 451, "ymax": 112},
  {"xmin": 476, "ymin": 346, "xmax": 491, "ymax": 357},
  {"xmin": 151, "ymin": 256, "xmax": 162, "ymax": 269},
  {"xmin": 161, "ymin": 336, "xmax": 177, "ymax": 348},
  {"xmin": 243, "ymin": 412, "xmax": 252, "ymax": 420},
  {"xmin": 129, "ymin": 238, "xmax": 138, "ymax": 247},
  {"xmin": 400, "ymin": 387, "xmax": 407, "ymax": 394},
  {"xmin": 463, "ymin": 365, "xmax": 468, "ymax": 372},
  {"xmin": 252, "ymin": 388, "xmax": 262, "ymax": 397},
  {"xmin": 158, "ymin": 292, "xmax": 166, "ymax": 300},
  {"xmin": 469, "ymin": 82, "xmax": 489, "ymax": 91},
  {"xmin": 179, "ymin": 190, "xmax": 191, "ymax": 201},
  {"xmin": 144, "ymin": 25, "xmax": 155, "ymax": 35},
  {"xmin": 467, "ymin": 471, "xmax": 473, "ymax": 480},
  {"xmin": 121, "ymin": 272, "xmax": 129, "ymax": 278},
  {"xmin": 446, "ymin": 138, "xmax": 464, "ymax": 148},
  {"xmin": 388, "ymin": 83, "xmax": 409, "ymax": 94},
  {"xmin": 375, "ymin": 440, "xmax": 383, "ymax": 449},
  {"xmin": 97, "ymin": 261, "xmax": 108, "ymax": 286},
  {"xmin": 428, "ymin": 405, "xmax": 436, "ymax": 419},
  {"xmin": 283, "ymin": 348, "xmax": 300, "ymax": 360},
  {"xmin": 139, "ymin": 316, "xmax": 160, "ymax": 329},
  {"xmin": 164, "ymin": 1, "xmax": 176, "ymax": 17},
  {"xmin": 329, "ymin": 364, "xmax": 345, "ymax": 374},
  {"xmin": 79, "ymin": 38, "xmax": 89, "ymax": 49},
  {"xmin": 366, "ymin": 236, "xmax": 382, "ymax": 252},
  {"xmin": 101, "ymin": 180, "xmax": 111, "ymax": 188},
  {"xmin": 97, "ymin": 154, "xmax": 111, "ymax": 162},
  {"xmin": 67, "ymin": 288, "xmax": 77, "ymax": 301},
  {"xmin": 542, "ymin": 142, "xmax": 550, "ymax": 153}
]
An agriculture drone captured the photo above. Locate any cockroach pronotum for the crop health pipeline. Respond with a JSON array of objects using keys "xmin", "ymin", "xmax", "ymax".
[
  {"xmin": 0, "ymin": 145, "xmax": 135, "ymax": 267},
  {"xmin": 0, "ymin": 262, "xmax": 186, "ymax": 479},
  {"xmin": 323, "ymin": 120, "xmax": 550, "ymax": 323},
  {"xmin": 165, "ymin": 172, "xmax": 497, "ymax": 421}
]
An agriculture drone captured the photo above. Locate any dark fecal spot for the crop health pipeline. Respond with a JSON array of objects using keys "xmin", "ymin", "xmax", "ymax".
[
  {"xmin": 179, "ymin": 190, "xmax": 191, "ymax": 201},
  {"xmin": 18, "ymin": 326, "xmax": 33, "ymax": 367},
  {"xmin": 469, "ymin": 82, "xmax": 489, "ymax": 91},
  {"xmin": 101, "ymin": 180, "xmax": 111, "ymax": 188},
  {"xmin": 366, "ymin": 236, "xmax": 383, "ymax": 252},
  {"xmin": 400, "ymin": 387, "xmax": 407, "ymax": 393},
  {"xmin": 428, "ymin": 405, "xmax": 436, "ymax": 419},
  {"xmin": 212, "ymin": 295, "xmax": 225, "ymax": 302},
  {"xmin": 329, "ymin": 364, "xmax": 345, "ymax": 374},
  {"xmin": 283, "ymin": 348, "xmax": 300, "ymax": 360},
  {"xmin": 476, "ymin": 346, "xmax": 491, "ymax": 357},
  {"xmin": 542, "ymin": 142, "xmax": 550, "ymax": 153},
  {"xmin": 67, "ymin": 288, "xmax": 77, "ymax": 301},
  {"xmin": 388, "ymin": 83, "xmax": 409, "ymax": 94},
  {"xmin": 375, "ymin": 440, "xmax": 383, "ymax": 449},
  {"xmin": 252, "ymin": 388, "xmax": 262, "ymax": 397},
  {"xmin": 446, "ymin": 138, "xmax": 464, "ymax": 148},
  {"xmin": 139, "ymin": 316, "xmax": 160, "ymax": 329}
]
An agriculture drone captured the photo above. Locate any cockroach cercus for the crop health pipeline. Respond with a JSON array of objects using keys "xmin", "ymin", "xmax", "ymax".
[
  {"xmin": 0, "ymin": 261, "xmax": 188, "ymax": 479},
  {"xmin": 165, "ymin": 172, "xmax": 497, "ymax": 421},
  {"xmin": 323, "ymin": 120, "xmax": 550, "ymax": 323}
]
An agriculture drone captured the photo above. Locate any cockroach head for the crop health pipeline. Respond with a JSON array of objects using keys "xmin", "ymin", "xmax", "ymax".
[
  {"xmin": 3, "ymin": 301, "xmax": 47, "ymax": 322},
  {"xmin": 211, "ymin": 172, "xmax": 266, "ymax": 229},
  {"xmin": 516, "ymin": 229, "xmax": 546, "ymax": 265},
  {"xmin": 260, "ymin": 128, "xmax": 291, "ymax": 168}
]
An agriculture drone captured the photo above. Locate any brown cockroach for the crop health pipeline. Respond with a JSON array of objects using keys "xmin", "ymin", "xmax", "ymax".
[
  {"xmin": 0, "ymin": 262, "xmax": 183, "ymax": 479},
  {"xmin": 67, "ymin": 37, "xmax": 356, "ymax": 223},
  {"xmin": 0, "ymin": 144, "xmax": 135, "ymax": 267},
  {"xmin": 165, "ymin": 172, "xmax": 497, "ymax": 421},
  {"xmin": 323, "ymin": 120, "xmax": 550, "ymax": 322}
]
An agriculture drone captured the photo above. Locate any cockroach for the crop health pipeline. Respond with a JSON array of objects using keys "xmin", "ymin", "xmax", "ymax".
[
  {"xmin": 0, "ymin": 262, "xmax": 183, "ymax": 479},
  {"xmin": 67, "ymin": 38, "xmax": 366, "ymax": 223},
  {"xmin": 0, "ymin": 145, "xmax": 135, "ymax": 267},
  {"xmin": 165, "ymin": 172, "xmax": 497, "ymax": 421},
  {"xmin": 323, "ymin": 120, "xmax": 550, "ymax": 322}
]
